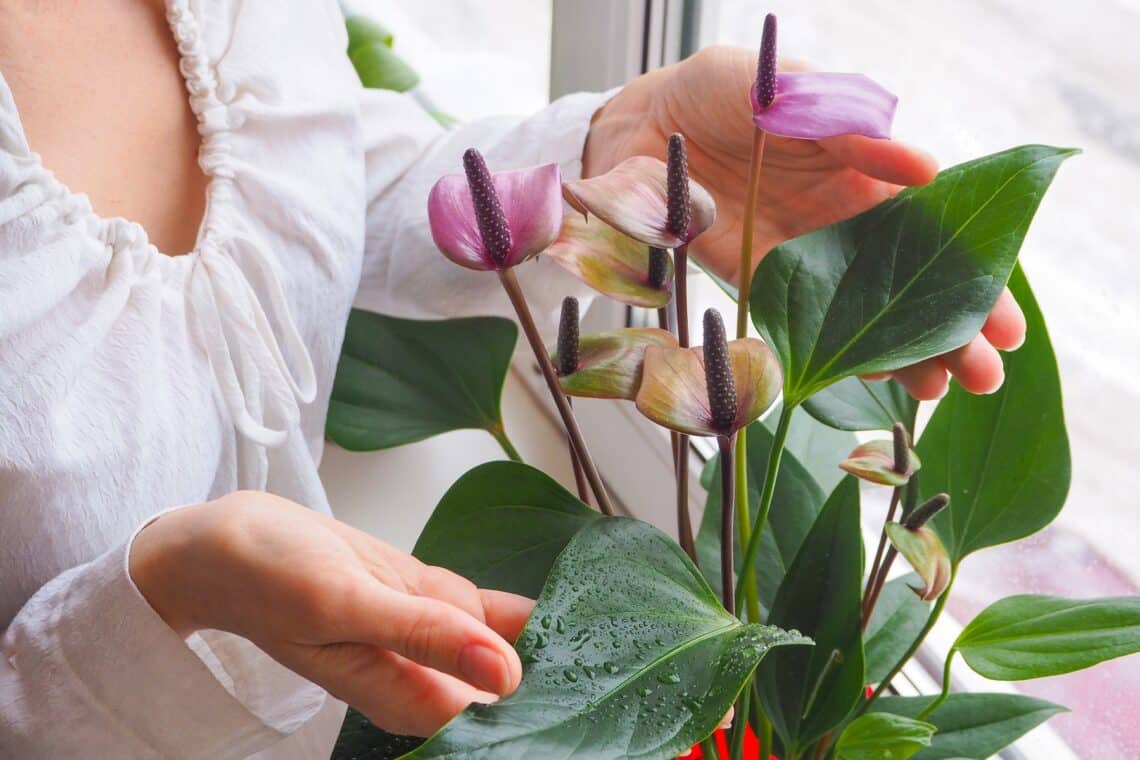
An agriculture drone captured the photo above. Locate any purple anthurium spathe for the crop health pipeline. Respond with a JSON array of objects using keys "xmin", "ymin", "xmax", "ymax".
[
  {"xmin": 555, "ymin": 328, "xmax": 679, "ymax": 401},
  {"xmin": 427, "ymin": 149, "xmax": 563, "ymax": 271},
  {"xmin": 561, "ymin": 154, "xmax": 716, "ymax": 250},
  {"xmin": 886, "ymin": 522, "xmax": 952, "ymax": 602},
  {"xmin": 750, "ymin": 13, "xmax": 897, "ymax": 140},
  {"xmin": 840, "ymin": 439, "xmax": 921, "ymax": 487},
  {"xmin": 545, "ymin": 213, "xmax": 674, "ymax": 308},
  {"xmin": 636, "ymin": 310, "xmax": 782, "ymax": 438}
]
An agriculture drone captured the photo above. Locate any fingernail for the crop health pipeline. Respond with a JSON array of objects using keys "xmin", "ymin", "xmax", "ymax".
[{"xmin": 459, "ymin": 644, "xmax": 510, "ymax": 694}]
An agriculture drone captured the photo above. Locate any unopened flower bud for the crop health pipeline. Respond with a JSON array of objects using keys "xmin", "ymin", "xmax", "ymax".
[
  {"xmin": 666, "ymin": 134, "xmax": 691, "ymax": 237},
  {"xmin": 557, "ymin": 297, "xmax": 580, "ymax": 376},
  {"xmin": 702, "ymin": 309, "xmax": 737, "ymax": 433},
  {"xmin": 755, "ymin": 13, "xmax": 778, "ymax": 109},
  {"xmin": 904, "ymin": 493, "xmax": 950, "ymax": 530},
  {"xmin": 648, "ymin": 247, "xmax": 670, "ymax": 290},
  {"xmin": 462, "ymin": 148, "xmax": 512, "ymax": 266}
]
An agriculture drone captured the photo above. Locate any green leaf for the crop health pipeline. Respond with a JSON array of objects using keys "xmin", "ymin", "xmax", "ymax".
[
  {"xmin": 327, "ymin": 310, "xmax": 516, "ymax": 452},
  {"xmin": 954, "ymin": 594, "xmax": 1140, "ymax": 680},
  {"xmin": 413, "ymin": 462, "xmax": 600, "ymax": 598},
  {"xmin": 865, "ymin": 575, "xmax": 930, "ymax": 683},
  {"xmin": 835, "ymin": 713, "xmax": 934, "ymax": 760},
  {"xmin": 333, "ymin": 708, "xmax": 423, "ymax": 760},
  {"xmin": 407, "ymin": 518, "xmax": 810, "ymax": 759},
  {"xmin": 750, "ymin": 145, "xmax": 1076, "ymax": 405},
  {"xmin": 345, "ymin": 15, "xmax": 395, "ymax": 49},
  {"xmin": 804, "ymin": 377, "xmax": 917, "ymax": 433},
  {"xmin": 350, "ymin": 41, "xmax": 420, "ymax": 92},
  {"xmin": 873, "ymin": 693, "xmax": 1067, "ymax": 759},
  {"xmin": 757, "ymin": 477, "xmax": 865, "ymax": 754},
  {"xmin": 696, "ymin": 421, "xmax": 827, "ymax": 611},
  {"xmin": 919, "ymin": 267, "xmax": 1070, "ymax": 562}
]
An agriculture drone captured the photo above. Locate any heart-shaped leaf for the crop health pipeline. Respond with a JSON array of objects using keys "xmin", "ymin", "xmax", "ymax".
[
  {"xmin": 406, "ymin": 518, "xmax": 809, "ymax": 759},
  {"xmin": 697, "ymin": 421, "xmax": 827, "ymax": 612},
  {"xmin": 873, "ymin": 693, "xmax": 1067, "ymax": 759},
  {"xmin": 413, "ymin": 462, "xmax": 599, "ymax": 598},
  {"xmin": 953, "ymin": 594, "xmax": 1140, "ymax": 680},
  {"xmin": 804, "ymin": 377, "xmax": 917, "ymax": 433},
  {"xmin": 864, "ymin": 575, "xmax": 930, "ymax": 683},
  {"xmin": 327, "ymin": 310, "xmax": 517, "ymax": 452},
  {"xmin": 919, "ymin": 267, "xmax": 1070, "ymax": 563},
  {"xmin": 749, "ymin": 145, "xmax": 1075, "ymax": 405},
  {"xmin": 756, "ymin": 477, "xmax": 865, "ymax": 754},
  {"xmin": 835, "ymin": 713, "xmax": 934, "ymax": 760}
]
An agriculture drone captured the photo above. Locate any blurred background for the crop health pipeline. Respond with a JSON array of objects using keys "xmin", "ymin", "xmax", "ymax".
[{"xmin": 330, "ymin": 2, "xmax": 1140, "ymax": 756}]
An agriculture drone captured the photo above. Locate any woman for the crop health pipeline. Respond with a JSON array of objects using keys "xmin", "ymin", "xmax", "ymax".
[{"xmin": 0, "ymin": 1, "xmax": 1023, "ymax": 757}]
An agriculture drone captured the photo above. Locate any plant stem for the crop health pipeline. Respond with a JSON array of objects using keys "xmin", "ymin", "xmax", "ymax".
[
  {"xmin": 488, "ymin": 424, "xmax": 523, "ymax": 463},
  {"xmin": 735, "ymin": 129, "xmax": 767, "ymax": 339},
  {"xmin": 700, "ymin": 737, "xmax": 724, "ymax": 760},
  {"xmin": 498, "ymin": 269, "xmax": 615, "ymax": 516},
  {"xmin": 916, "ymin": 648, "xmax": 956, "ymax": 720},
  {"xmin": 735, "ymin": 431, "xmax": 761, "ymax": 623},
  {"xmin": 755, "ymin": 693, "xmax": 773, "ymax": 760},
  {"xmin": 565, "ymin": 398, "xmax": 590, "ymax": 504},
  {"xmin": 735, "ymin": 404, "xmax": 794, "ymax": 610},
  {"xmin": 730, "ymin": 685, "xmax": 750, "ymax": 760},
  {"xmin": 862, "ymin": 547, "xmax": 898, "ymax": 630},
  {"xmin": 718, "ymin": 435, "xmax": 738, "ymax": 615},
  {"xmin": 859, "ymin": 568, "xmax": 958, "ymax": 716},
  {"xmin": 673, "ymin": 242, "xmax": 695, "ymax": 561},
  {"xmin": 659, "ymin": 305, "xmax": 696, "ymax": 562},
  {"xmin": 675, "ymin": 244, "xmax": 690, "ymax": 348}
]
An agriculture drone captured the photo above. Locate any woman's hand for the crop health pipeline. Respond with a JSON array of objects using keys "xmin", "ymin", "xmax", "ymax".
[
  {"xmin": 583, "ymin": 46, "xmax": 1026, "ymax": 400},
  {"xmin": 130, "ymin": 491, "xmax": 532, "ymax": 737}
]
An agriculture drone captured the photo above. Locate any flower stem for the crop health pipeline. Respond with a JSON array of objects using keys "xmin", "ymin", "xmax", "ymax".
[
  {"xmin": 659, "ymin": 305, "xmax": 696, "ymax": 562},
  {"xmin": 735, "ymin": 403, "xmax": 794, "ymax": 610},
  {"xmin": 488, "ymin": 423, "xmax": 523, "ymax": 463},
  {"xmin": 862, "ymin": 546, "xmax": 898, "ymax": 630},
  {"xmin": 735, "ymin": 431, "xmax": 761, "ymax": 623},
  {"xmin": 673, "ymin": 242, "xmax": 695, "ymax": 560},
  {"xmin": 861, "ymin": 485, "xmax": 903, "ymax": 629},
  {"xmin": 565, "ymin": 398, "xmax": 590, "ymax": 504},
  {"xmin": 498, "ymin": 269, "xmax": 615, "ymax": 515},
  {"xmin": 719, "ymin": 434, "xmax": 738, "ymax": 615},
  {"xmin": 700, "ymin": 737, "xmax": 724, "ymax": 760},
  {"xmin": 916, "ymin": 648, "xmax": 956, "ymax": 721},
  {"xmin": 675, "ymin": 243, "xmax": 690, "ymax": 348},
  {"xmin": 730, "ymin": 685, "xmax": 750, "ymax": 760},
  {"xmin": 735, "ymin": 129, "xmax": 767, "ymax": 339}
]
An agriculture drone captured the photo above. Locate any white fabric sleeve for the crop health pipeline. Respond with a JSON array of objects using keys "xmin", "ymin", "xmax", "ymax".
[
  {"xmin": 0, "ymin": 514, "xmax": 323, "ymax": 759},
  {"xmin": 354, "ymin": 86, "xmax": 618, "ymax": 335}
]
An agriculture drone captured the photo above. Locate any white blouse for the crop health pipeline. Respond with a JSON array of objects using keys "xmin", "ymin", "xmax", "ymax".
[{"xmin": 0, "ymin": 1, "xmax": 605, "ymax": 757}]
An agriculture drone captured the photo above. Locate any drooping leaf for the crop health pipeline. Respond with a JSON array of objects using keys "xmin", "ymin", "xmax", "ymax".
[
  {"xmin": 412, "ymin": 462, "xmax": 599, "ymax": 598},
  {"xmin": 835, "ymin": 713, "xmax": 934, "ymax": 760},
  {"xmin": 757, "ymin": 477, "xmax": 865, "ymax": 754},
  {"xmin": 327, "ymin": 310, "xmax": 516, "ymax": 452},
  {"xmin": 749, "ymin": 145, "xmax": 1076, "ymax": 405},
  {"xmin": 953, "ymin": 594, "xmax": 1140, "ymax": 681},
  {"xmin": 804, "ymin": 377, "xmax": 918, "ymax": 433},
  {"xmin": 864, "ymin": 575, "xmax": 930, "ymax": 683},
  {"xmin": 407, "ymin": 518, "xmax": 810, "ymax": 759},
  {"xmin": 920, "ymin": 267, "xmax": 1070, "ymax": 563},
  {"xmin": 873, "ymin": 693, "xmax": 1067, "ymax": 759},
  {"xmin": 697, "ymin": 421, "xmax": 827, "ymax": 612}
]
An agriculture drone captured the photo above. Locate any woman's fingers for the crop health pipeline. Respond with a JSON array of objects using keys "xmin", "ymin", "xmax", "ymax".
[
  {"xmin": 894, "ymin": 358, "xmax": 950, "ymax": 401},
  {"xmin": 940, "ymin": 334, "xmax": 1005, "ymax": 394},
  {"xmin": 480, "ymin": 589, "xmax": 534, "ymax": 643},
  {"xmin": 981, "ymin": 288, "xmax": 1027, "ymax": 351},
  {"xmin": 818, "ymin": 134, "xmax": 939, "ymax": 187}
]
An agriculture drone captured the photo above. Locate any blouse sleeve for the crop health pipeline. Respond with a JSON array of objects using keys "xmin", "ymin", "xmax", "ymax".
[{"xmin": 354, "ymin": 85, "xmax": 617, "ymax": 334}]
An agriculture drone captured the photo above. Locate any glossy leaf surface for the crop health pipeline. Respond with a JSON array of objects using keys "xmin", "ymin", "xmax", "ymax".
[
  {"xmin": 864, "ymin": 575, "xmax": 930, "ymax": 683},
  {"xmin": 804, "ymin": 377, "xmax": 917, "ymax": 433},
  {"xmin": 920, "ymin": 267, "xmax": 1070, "ymax": 562},
  {"xmin": 954, "ymin": 594, "xmax": 1140, "ymax": 680},
  {"xmin": 413, "ymin": 462, "xmax": 599, "ymax": 598},
  {"xmin": 873, "ymin": 693, "xmax": 1066, "ymax": 759},
  {"xmin": 407, "ymin": 518, "xmax": 809, "ymax": 759},
  {"xmin": 835, "ymin": 713, "xmax": 934, "ymax": 760},
  {"xmin": 328, "ymin": 310, "xmax": 516, "ymax": 451},
  {"xmin": 750, "ymin": 145, "xmax": 1075, "ymax": 404},
  {"xmin": 757, "ymin": 477, "xmax": 865, "ymax": 753}
]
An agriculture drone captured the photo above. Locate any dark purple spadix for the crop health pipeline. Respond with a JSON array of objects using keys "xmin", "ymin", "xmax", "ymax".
[
  {"xmin": 892, "ymin": 422, "xmax": 910, "ymax": 473},
  {"xmin": 648, "ymin": 247, "xmax": 670, "ymax": 290},
  {"xmin": 666, "ymin": 134, "xmax": 691, "ymax": 238},
  {"xmin": 462, "ymin": 148, "xmax": 512, "ymax": 266},
  {"xmin": 904, "ymin": 493, "xmax": 950, "ymax": 530},
  {"xmin": 755, "ymin": 13, "xmax": 778, "ymax": 109},
  {"xmin": 702, "ymin": 309, "xmax": 737, "ymax": 433},
  {"xmin": 557, "ymin": 297, "xmax": 580, "ymax": 376}
]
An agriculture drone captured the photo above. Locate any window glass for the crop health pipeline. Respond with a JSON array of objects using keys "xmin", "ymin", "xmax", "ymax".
[{"xmin": 704, "ymin": 2, "xmax": 1140, "ymax": 755}]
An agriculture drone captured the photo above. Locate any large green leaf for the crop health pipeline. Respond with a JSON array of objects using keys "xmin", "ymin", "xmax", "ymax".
[
  {"xmin": 327, "ymin": 310, "xmax": 517, "ymax": 452},
  {"xmin": 920, "ymin": 267, "xmax": 1070, "ymax": 562},
  {"xmin": 750, "ymin": 145, "xmax": 1075, "ymax": 405},
  {"xmin": 757, "ymin": 477, "xmax": 865, "ymax": 754},
  {"xmin": 835, "ymin": 713, "xmax": 934, "ymax": 760},
  {"xmin": 953, "ymin": 594, "xmax": 1140, "ymax": 680},
  {"xmin": 406, "ymin": 518, "xmax": 809, "ymax": 759},
  {"xmin": 864, "ymin": 575, "xmax": 930, "ymax": 683},
  {"xmin": 413, "ymin": 462, "xmax": 599, "ymax": 598},
  {"xmin": 696, "ymin": 421, "xmax": 827, "ymax": 612},
  {"xmin": 804, "ymin": 377, "xmax": 918, "ymax": 433},
  {"xmin": 873, "ymin": 694, "xmax": 1067, "ymax": 759}
]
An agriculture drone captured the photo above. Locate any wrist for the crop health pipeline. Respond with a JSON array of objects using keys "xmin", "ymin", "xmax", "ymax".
[{"xmin": 129, "ymin": 504, "xmax": 210, "ymax": 637}]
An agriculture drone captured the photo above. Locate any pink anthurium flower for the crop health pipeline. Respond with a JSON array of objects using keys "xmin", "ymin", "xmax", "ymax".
[
  {"xmin": 427, "ymin": 148, "xmax": 563, "ymax": 270},
  {"xmin": 545, "ymin": 213, "xmax": 674, "ymax": 308},
  {"xmin": 636, "ymin": 310, "xmax": 782, "ymax": 438},
  {"xmin": 560, "ymin": 142, "xmax": 716, "ymax": 250},
  {"xmin": 751, "ymin": 14, "xmax": 897, "ymax": 140}
]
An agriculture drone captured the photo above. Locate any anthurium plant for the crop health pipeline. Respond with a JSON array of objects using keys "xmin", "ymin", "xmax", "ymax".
[{"xmin": 331, "ymin": 12, "xmax": 1140, "ymax": 760}]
